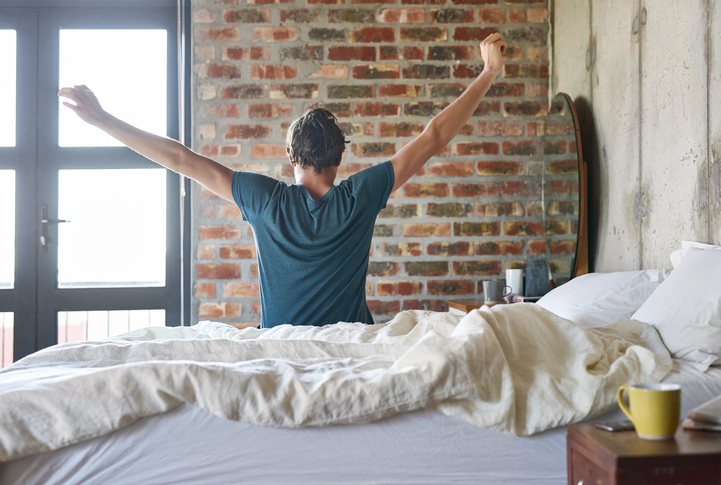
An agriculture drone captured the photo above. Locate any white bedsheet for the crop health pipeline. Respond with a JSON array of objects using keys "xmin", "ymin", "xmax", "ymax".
[{"xmin": 0, "ymin": 305, "xmax": 672, "ymax": 462}]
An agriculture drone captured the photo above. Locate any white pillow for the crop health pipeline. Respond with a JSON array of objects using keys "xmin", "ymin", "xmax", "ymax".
[
  {"xmin": 632, "ymin": 248, "xmax": 721, "ymax": 372},
  {"xmin": 669, "ymin": 241, "xmax": 721, "ymax": 268},
  {"xmin": 536, "ymin": 269, "xmax": 669, "ymax": 328}
]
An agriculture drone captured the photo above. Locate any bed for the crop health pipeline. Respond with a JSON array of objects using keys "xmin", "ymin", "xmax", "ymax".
[{"xmin": 1, "ymin": 242, "xmax": 721, "ymax": 484}]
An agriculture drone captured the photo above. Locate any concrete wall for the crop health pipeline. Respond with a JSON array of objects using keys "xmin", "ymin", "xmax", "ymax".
[{"xmin": 552, "ymin": 0, "xmax": 721, "ymax": 271}]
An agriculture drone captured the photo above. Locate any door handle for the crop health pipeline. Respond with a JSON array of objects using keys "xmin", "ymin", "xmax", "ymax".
[{"xmin": 40, "ymin": 205, "xmax": 71, "ymax": 252}]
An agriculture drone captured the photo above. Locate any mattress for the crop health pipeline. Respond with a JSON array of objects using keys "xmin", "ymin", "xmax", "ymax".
[{"xmin": 2, "ymin": 360, "xmax": 719, "ymax": 485}]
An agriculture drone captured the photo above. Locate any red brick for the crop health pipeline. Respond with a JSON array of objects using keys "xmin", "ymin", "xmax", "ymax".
[
  {"xmin": 197, "ymin": 244, "xmax": 216, "ymax": 260},
  {"xmin": 351, "ymin": 142, "xmax": 396, "ymax": 157},
  {"xmin": 426, "ymin": 280, "xmax": 474, "ymax": 296},
  {"xmin": 400, "ymin": 27, "xmax": 448, "ymax": 42},
  {"xmin": 454, "ymin": 221, "xmax": 500, "ymax": 236},
  {"xmin": 429, "ymin": 9, "xmax": 474, "ymax": 23},
  {"xmin": 195, "ymin": 27, "xmax": 241, "ymax": 43},
  {"xmin": 508, "ymin": 8, "xmax": 525, "ymax": 23},
  {"xmin": 355, "ymin": 102, "xmax": 401, "ymax": 117},
  {"xmin": 379, "ymin": 84, "xmax": 422, "ymax": 97},
  {"xmin": 197, "ymin": 263, "xmax": 241, "ymax": 280},
  {"xmin": 549, "ymin": 240, "xmax": 576, "ymax": 255},
  {"xmin": 500, "ymin": 45, "xmax": 525, "ymax": 61},
  {"xmin": 476, "ymin": 241, "xmax": 524, "ymax": 256},
  {"xmin": 545, "ymin": 221, "xmax": 570, "ymax": 235},
  {"xmin": 225, "ymin": 124, "xmax": 272, "ymax": 140},
  {"xmin": 546, "ymin": 159, "xmax": 578, "ymax": 175},
  {"xmin": 452, "ymin": 142, "xmax": 499, "ymax": 156},
  {"xmin": 476, "ymin": 201, "xmax": 524, "ymax": 217},
  {"xmin": 378, "ymin": 122, "xmax": 425, "ymax": 137},
  {"xmin": 503, "ymin": 221, "xmax": 544, "ymax": 237},
  {"xmin": 477, "ymin": 121, "xmax": 524, "ymax": 136},
  {"xmin": 402, "ymin": 223, "xmax": 452, "ymax": 237},
  {"xmin": 426, "ymin": 161, "xmax": 474, "ymax": 177},
  {"xmin": 544, "ymin": 180, "xmax": 570, "ymax": 196},
  {"xmin": 378, "ymin": 204, "xmax": 421, "ymax": 218},
  {"xmin": 200, "ymin": 103, "xmax": 241, "ymax": 119},
  {"xmin": 476, "ymin": 161, "xmax": 524, "ymax": 176},
  {"xmin": 451, "ymin": 0, "xmax": 497, "ymax": 4},
  {"xmin": 271, "ymin": 84, "xmax": 319, "ymax": 99},
  {"xmin": 223, "ymin": 282, "xmax": 260, "ymax": 298},
  {"xmin": 250, "ymin": 65, "xmax": 297, "ymax": 80},
  {"xmin": 479, "ymin": 8, "xmax": 506, "ymax": 23},
  {"xmin": 528, "ymin": 84, "xmax": 549, "ymax": 97},
  {"xmin": 223, "ymin": 46, "xmax": 270, "ymax": 62},
  {"xmin": 426, "ymin": 202, "xmax": 473, "ymax": 217},
  {"xmin": 349, "ymin": 27, "xmax": 396, "ymax": 43},
  {"xmin": 253, "ymin": 27, "xmax": 299, "ymax": 42},
  {"xmin": 199, "ymin": 302, "xmax": 242, "ymax": 319},
  {"xmin": 220, "ymin": 84, "xmax": 268, "ymax": 99},
  {"xmin": 251, "ymin": 144, "xmax": 287, "ymax": 159},
  {"xmin": 199, "ymin": 204, "xmax": 215, "ymax": 219},
  {"xmin": 502, "ymin": 141, "xmax": 541, "ymax": 156},
  {"xmin": 527, "ymin": 240, "xmax": 547, "ymax": 254},
  {"xmin": 503, "ymin": 64, "xmax": 549, "ymax": 79},
  {"xmin": 201, "ymin": 64, "xmax": 241, "ymax": 80},
  {"xmin": 402, "ymin": 183, "xmax": 449, "ymax": 198},
  {"xmin": 527, "ymin": 8, "xmax": 548, "ymax": 23},
  {"xmin": 328, "ymin": 8, "xmax": 375, "ymax": 23},
  {"xmin": 352, "ymin": 64, "xmax": 400, "ymax": 80},
  {"xmin": 219, "ymin": 244, "xmax": 256, "ymax": 259},
  {"xmin": 378, "ymin": 8, "xmax": 425, "ymax": 23},
  {"xmin": 280, "ymin": 9, "xmax": 320, "ymax": 23},
  {"xmin": 377, "ymin": 242, "xmax": 423, "ymax": 257},
  {"xmin": 328, "ymin": 46, "xmax": 377, "ymax": 61},
  {"xmin": 501, "ymin": 181, "xmax": 542, "ymax": 197},
  {"xmin": 376, "ymin": 281, "xmax": 423, "ymax": 296},
  {"xmin": 199, "ymin": 225, "xmax": 242, "ymax": 240},
  {"xmin": 427, "ymin": 46, "xmax": 474, "ymax": 62},
  {"xmin": 452, "ymin": 182, "xmax": 499, "ymax": 197},
  {"xmin": 405, "ymin": 261, "xmax": 449, "ymax": 276},
  {"xmin": 545, "ymin": 140, "xmax": 568, "ymax": 156},
  {"xmin": 452, "ymin": 26, "xmax": 497, "ymax": 41},
  {"xmin": 367, "ymin": 261, "xmax": 399, "ymax": 276},
  {"xmin": 366, "ymin": 300, "xmax": 401, "ymax": 316},
  {"xmin": 453, "ymin": 260, "xmax": 500, "ymax": 276},
  {"xmin": 194, "ymin": 282, "xmax": 216, "ymax": 298},
  {"xmin": 427, "ymin": 241, "xmax": 472, "ymax": 256},
  {"xmin": 402, "ymin": 300, "xmax": 447, "ymax": 312},
  {"xmin": 248, "ymin": 103, "xmax": 293, "ymax": 119},
  {"xmin": 528, "ymin": 46, "xmax": 549, "ymax": 61},
  {"xmin": 223, "ymin": 9, "xmax": 271, "ymax": 23},
  {"xmin": 339, "ymin": 122, "xmax": 375, "ymax": 137}
]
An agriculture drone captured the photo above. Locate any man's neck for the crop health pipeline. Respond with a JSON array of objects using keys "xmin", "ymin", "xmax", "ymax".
[{"xmin": 294, "ymin": 164, "xmax": 339, "ymax": 199}]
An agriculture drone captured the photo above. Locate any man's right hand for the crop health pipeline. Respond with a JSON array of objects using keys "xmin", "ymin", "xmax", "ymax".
[{"xmin": 480, "ymin": 32, "xmax": 506, "ymax": 76}]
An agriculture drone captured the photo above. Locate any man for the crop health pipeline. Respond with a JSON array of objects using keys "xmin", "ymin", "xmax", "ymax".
[{"xmin": 59, "ymin": 33, "xmax": 506, "ymax": 328}]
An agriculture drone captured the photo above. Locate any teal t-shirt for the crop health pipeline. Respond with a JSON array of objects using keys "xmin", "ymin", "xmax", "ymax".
[{"xmin": 232, "ymin": 161, "xmax": 395, "ymax": 328}]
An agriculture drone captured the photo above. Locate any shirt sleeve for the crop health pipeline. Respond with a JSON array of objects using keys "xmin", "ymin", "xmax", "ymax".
[
  {"xmin": 349, "ymin": 160, "xmax": 395, "ymax": 214},
  {"xmin": 232, "ymin": 171, "xmax": 283, "ymax": 223}
]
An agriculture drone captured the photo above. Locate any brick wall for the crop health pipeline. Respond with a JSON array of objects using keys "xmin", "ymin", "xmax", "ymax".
[{"xmin": 190, "ymin": 0, "xmax": 573, "ymax": 327}]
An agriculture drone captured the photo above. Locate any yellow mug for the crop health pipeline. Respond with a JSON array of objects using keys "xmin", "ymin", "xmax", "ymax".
[{"xmin": 617, "ymin": 383, "xmax": 681, "ymax": 440}]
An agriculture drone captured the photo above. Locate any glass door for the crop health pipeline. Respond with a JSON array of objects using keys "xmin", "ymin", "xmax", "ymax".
[{"xmin": 1, "ymin": 4, "xmax": 182, "ymax": 364}]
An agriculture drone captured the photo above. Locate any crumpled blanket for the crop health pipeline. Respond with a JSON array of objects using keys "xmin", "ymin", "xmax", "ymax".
[{"xmin": 0, "ymin": 304, "xmax": 671, "ymax": 462}]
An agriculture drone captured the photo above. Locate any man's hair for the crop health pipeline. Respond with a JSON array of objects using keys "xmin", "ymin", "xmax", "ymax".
[{"xmin": 286, "ymin": 108, "xmax": 350, "ymax": 173}]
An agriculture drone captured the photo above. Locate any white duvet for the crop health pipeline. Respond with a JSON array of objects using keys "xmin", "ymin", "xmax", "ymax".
[{"xmin": 0, "ymin": 304, "xmax": 671, "ymax": 462}]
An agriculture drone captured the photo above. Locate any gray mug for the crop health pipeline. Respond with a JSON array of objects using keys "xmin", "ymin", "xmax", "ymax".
[{"xmin": 482, "ymin": 280, "xmax": 512, "ymax": 304}]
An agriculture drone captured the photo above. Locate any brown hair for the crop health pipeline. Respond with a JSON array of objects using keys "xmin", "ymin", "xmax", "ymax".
[{"xmin": 286, "ymin": 108, "xmax": 349, "ymax": 173}]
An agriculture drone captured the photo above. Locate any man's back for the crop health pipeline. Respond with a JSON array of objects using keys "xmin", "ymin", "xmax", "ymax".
[{"xmin": 233, "ymin": 161, "xmax": 394, "ymax": 328}]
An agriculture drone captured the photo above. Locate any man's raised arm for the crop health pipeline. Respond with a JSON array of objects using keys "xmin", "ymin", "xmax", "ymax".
[
  {"xmin": 389, "ymin": 33, "xmax": 506, "ymax": 193},
  {"xmin": 58, "ymin": 85, "xmax": 235, "ymax": 202}
]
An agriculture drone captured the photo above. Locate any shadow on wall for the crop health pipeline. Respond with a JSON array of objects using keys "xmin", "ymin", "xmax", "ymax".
[{"xmin": 573, "ymin": 96, "xmax": 599, "ymax": 273}]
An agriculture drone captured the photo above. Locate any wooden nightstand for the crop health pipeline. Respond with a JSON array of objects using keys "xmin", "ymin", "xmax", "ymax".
[{"xmin": 567, "ymin": 422, "xmax": 721, "ymax": 484}]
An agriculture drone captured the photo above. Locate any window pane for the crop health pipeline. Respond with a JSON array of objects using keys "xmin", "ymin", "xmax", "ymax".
[
  {"xmin": 1, "ymin": 313, "xmax": 13, "ymax": 369},
  {"xmin": 58, "ymin": 29, "xmax": 167, "ymax": 147},
  {"xmin": 0, "ymin": 171, "xmax": 15, "ymax": 289},
  {"xmin": 58, "ymin": 169, "xmax": 166, "ymax": 288},
  {"xmin": 58, "ymin": 309, "xmax": 165, "ymax": 343},
  {"xmin": 0, "ymin": 30, "xmax": 17, "ymax": 147}
]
